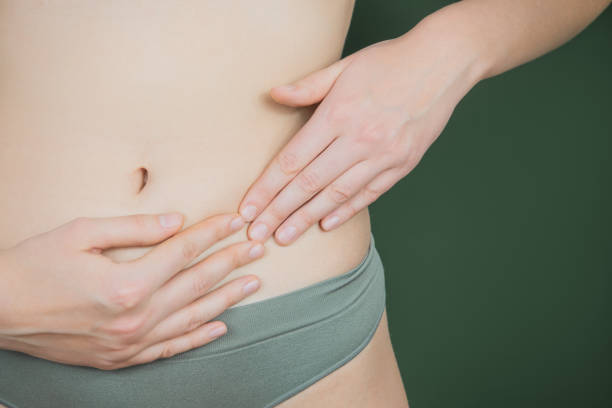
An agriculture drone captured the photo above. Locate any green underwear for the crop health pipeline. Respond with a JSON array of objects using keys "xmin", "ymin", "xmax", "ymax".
[{"xmin": 0, "ymin": 231, "xmax": 386, "ymax": 408}]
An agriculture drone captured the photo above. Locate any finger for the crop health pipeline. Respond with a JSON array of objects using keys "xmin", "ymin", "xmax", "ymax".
[
  {"xmin": 68, "ymin": 213, "xmax": 185, "ymax": 251},
  {"xmin": 321, "ymin": 166, "xmax": 404, "ymax": 231},
  {"xmin": 122, "ymin": 213, "xmax": 246, "ymax": 297},
  {"xmin": 270, "ymin": 54, "xmax": 355, "ymax": 108},
  {"xmin": 246, "ymin": 136, "xmax": 366, "ymax": 242},
  {"xmin": 148, "ymin": 240, "xmax": 265, "ymax": 328},
  {"xmin": 122, "ymin": 320, "xmax": 229, "ymax": 368},
  {"xmin": 273, "ymin": 159, "xmax": 389, "ymax": 245},
  {"xmin": 238, "ymin": 111, "xmax": 337, "ymax": 225},
  {"xmin": 134, "ymin": 275, "xmax": 260, "ymax": 356}
]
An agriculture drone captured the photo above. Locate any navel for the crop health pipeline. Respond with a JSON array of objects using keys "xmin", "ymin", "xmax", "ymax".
[{"xmin": 134, "ymin": 166, "xmax": 149, "ymax": 194}]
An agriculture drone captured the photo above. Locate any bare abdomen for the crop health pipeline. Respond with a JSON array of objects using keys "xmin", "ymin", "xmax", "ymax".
[{"xmin": 0, "ymin": 0, "xmax": 371, "ymax": 306}]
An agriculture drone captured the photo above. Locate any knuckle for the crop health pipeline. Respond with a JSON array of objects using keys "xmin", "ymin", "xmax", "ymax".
[
  {"xmin": 99, "ymin": 340, "xmax": 128, "ymax": 355},
  {"xmin": 95, "ymin": 351, "xmax": 131, "ymax": 370},
  {"xmin": 328, "ymin": 183, "xmax": 352, "ymax": 204},
  {"xmin": 101, "ymin": 345, "xmax": 136, "ymax": 365},
  {"xmin": 326, "ymin": 103, "xmax": 352, "ymax": 126},
  {"xmin": 214, "ymin": 218, "xmax": 231, "ymax": 241},
  {"xmin": 276, "ymin": 151, "xmax": 301, "ymax": 176},
  {"xmin": 103, "ymin": 313, "xmax": 147, "ymax": 340},
  {"xmin": 180, "ymin": 239, "xmax": 201, "ymax": 263},
  {"xmin": 95, "ymin": 359, "xmax": 118, "ymax": 371},
  {"xmin": 95, "ymin": 335, "xmax": 127, "ymax": 352},
  {"xmin": 355, "ymin": 120, "xmax": 387, "ymax": 146},
  {"xmin": 395, "ymin": 139, "xmax": 417, "ymax": 167},
  {"xmin": 216, "ymin": 291, "xmax": 233, "ymax": 310},
  {"xmin": 295, "ymin": 170, "xmax": 321, "ymax": 195},
  {"xmin": 191, "ymin": 274, "xmax": 211, "ymax": 298},
  {"xmin": 265, "ymin": 201, "xmax": 288, "ymax": 225},
  {"xmin": 399, "ymin": 160, "xmax": 415, "ymax": 176},
  {"xmin": 405, "ymin": 150, "xmax": 422, "ymax": 172},
  {"xmin": 212, "ymin": 246, "xmax": 242, "ymax": 273},
  {"xmin": 228, "ymin": 247, "xmax": 243, "ymax": 269},
  {"xmin": 131, "ymin": 214, "xmax": 150, "ymax": 231},
  {"xmin": 203, "ymin": 215, "xmax": 229, "ymax": 243},
  {"xmin": 197, "ymin": 214, "xmax": 225, "ymax": 239},
  {"xmin": 400, "ymin": 160, "xmax": 415, "ymax": 176},
  {"xmin": 393, "ymin": 142, "xmax": 419, "ymax": 175},
  {"xmin": 297, "ymin": 207, "xmax": 316, "ymax": 226},
  {"xmin": 105, "ymin": 279, "xmax": 148, "ymax": 311},
  {"xmin": 186, "ymin": 310, "xmax": 205, "ymax": 332},
  {"xmin": 187, "ymin": 336, "xmax": 199, "ymax": 352},
  {"xmin": 363, "ymin": 184, "xmax": 383, "ymax": 201},
  {"xmin": 159, "ymin": 342, "xmax": 177, "ymax": 359},
  {"xmin": 344, "ymin": 201, "xmax": 359, "ymax": 218},
  {"xmin": 123, "ymin": 343, "xmax": 142, "ymax": 359},
  {"xmin": 384, "ymin": 151, "xmax": 408, "ymax": 170}
]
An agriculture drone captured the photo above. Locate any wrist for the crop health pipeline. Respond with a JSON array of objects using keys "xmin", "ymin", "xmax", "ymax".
[{"xmin": 410, "ymin": 1, "xmax": 495, "ymax": 84}]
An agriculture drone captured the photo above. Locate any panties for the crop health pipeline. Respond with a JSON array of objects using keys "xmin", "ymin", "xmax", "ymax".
[{"xmin": 0, "ymin": 232, "xmax": 386, "ymax": 408}]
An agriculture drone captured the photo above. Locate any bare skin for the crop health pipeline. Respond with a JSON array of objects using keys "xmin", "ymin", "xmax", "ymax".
[
  {"xmin": 0, "ymin": 0, "xmax": 406, "ymax": 406},
  {"xmin": 0, "ymin": 0, "xmax": 367, "ymax": 306},
  {"xmin": 238, "ymin": 0, "xmax": 612, "ymax": 248},
  {"xmin": 1, "ymin": 0, "xmax": 609, "ymax": 406},
  {"xmin": 0, "ymin": 212, "xmax": 266, "ymax": 370}
]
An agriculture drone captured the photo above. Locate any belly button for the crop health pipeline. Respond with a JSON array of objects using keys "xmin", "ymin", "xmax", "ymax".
[{"xmin": 134, "ymin": 166, "xmax": 149, "ymax": 194}]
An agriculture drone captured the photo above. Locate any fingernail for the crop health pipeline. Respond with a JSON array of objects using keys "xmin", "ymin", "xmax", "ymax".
[
  {"xmin": 230, "ymin": 216, "xmax": 245, "ymax": 232},
  {"xmin": 209, "ymin": 324, "xmax": 227, "ymax": 338},
  {"xmin": 322, "ymin": 215, "xmax": 340, "ymax": 230},
  {"xmin": 240, "ymin": 205, "xmax": 258, "ymax": 221},
  {"xmin": 279, "ymin": 84, "xmax": 296, "ymax": 91},
  {"xmin": 242, "ymin": 279, "xmax": 260, "ymax": 295},
  {"xmin": 250, "ymin": 223, "xmax": 268, "ymax": 241},
  {"xmin": 277, "ymin": 225, "xmax": 297, "ymax": 243},
  {"xmin": 249, "ymin": 243, "xmax": 264, "ymax": 259},
  {"xmin": 159, "ymin": 213, "xmax": 182, "ymax": 228}
]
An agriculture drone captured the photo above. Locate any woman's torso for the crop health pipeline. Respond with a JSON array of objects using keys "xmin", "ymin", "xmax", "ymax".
[{"xmin": 0, "ymin": 0, "xmax": 371, "ymax": 307}]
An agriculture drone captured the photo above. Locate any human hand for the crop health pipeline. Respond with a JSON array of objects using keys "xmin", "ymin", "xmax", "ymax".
[
  {"xmin": 238, "ymin": 17, "xmax": 485, "ymax": 245},
  {"xmin": 0, "ymin": 212, "xmax": 264, "ymax": 370}
]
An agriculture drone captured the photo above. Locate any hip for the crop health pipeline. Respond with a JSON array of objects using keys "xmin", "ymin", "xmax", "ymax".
[{"xmin": 0, "ymin": 231, "xmax": 386, "ymax": 408}]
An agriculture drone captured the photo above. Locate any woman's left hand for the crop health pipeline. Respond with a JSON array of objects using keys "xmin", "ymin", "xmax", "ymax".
[{"xmin": 238, "ymin": 14, "xmax": 487, "ymax": 245}]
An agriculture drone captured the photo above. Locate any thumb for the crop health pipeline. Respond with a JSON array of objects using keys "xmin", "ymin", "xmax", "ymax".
[
  {"xmin": 270, "ymin": 54, "xmax": 356, "ymax": 108},
  {"xmin": 70, "ymin": 213, "xmax": 185, "ymax": 251}
]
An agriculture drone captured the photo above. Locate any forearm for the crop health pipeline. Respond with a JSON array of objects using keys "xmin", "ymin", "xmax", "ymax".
[{"xmin": 417, "ymin": 0, "xmax": 611, "ymax": 81}]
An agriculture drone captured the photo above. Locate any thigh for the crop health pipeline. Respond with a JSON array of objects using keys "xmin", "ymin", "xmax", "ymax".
[{"xmin": 277, "ymin": 309, "xmax": 410, "ymax": 408}]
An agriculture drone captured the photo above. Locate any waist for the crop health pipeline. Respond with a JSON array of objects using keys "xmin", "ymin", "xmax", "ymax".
[
  {"xmin": 0, "ymin": 116, "xmax": 372, "ymax": 307},
  {"xmin": 0, "ymin": 232, "xmax": 385, "ymax": 408},
  {"xmin": 0, "ymin": 0, "xmax": 367, "ymax": 304}
]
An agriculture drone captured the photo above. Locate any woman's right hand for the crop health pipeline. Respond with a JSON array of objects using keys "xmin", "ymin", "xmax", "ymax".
[{"xmin": 0, "ymin": 212, "xmax": 264, "ymax": 370}]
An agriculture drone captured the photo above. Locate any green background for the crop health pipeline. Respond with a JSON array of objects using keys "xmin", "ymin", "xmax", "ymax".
[{"xmin": 343, "ymin": 2, "xmax": 611, "ymax": 407}]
